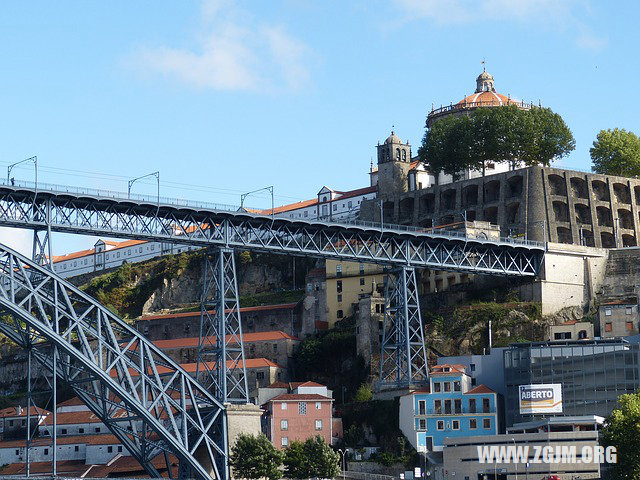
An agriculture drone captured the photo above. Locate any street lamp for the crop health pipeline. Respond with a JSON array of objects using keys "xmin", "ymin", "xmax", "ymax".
[
  {"xmin": 128, "ymin": 171, "xmax": 160, "ymax": 205},
  {"xmin": 7, "ymin": 156, "xmax": 37, "ymax": 187},
  {"xmin": 241, "ymin": 186, "xmax": 274, "ymax": 222},
  {"xmin": 337, "ymin": 448, "xmax": 347, "ymax": 480}
]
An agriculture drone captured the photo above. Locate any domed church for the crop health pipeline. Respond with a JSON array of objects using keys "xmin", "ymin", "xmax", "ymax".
[{"xmin": 426, "ymin": 68, "xmax": 535, "ymax": 128}]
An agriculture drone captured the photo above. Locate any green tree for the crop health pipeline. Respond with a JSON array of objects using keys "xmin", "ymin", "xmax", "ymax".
[
  {"xmin": 601, "ymin": 392, "xmax": 640, "ymax": 479},
  {"xmin": 419, "ymin": 106, "xmax": 575, "ymax": 177},
  {"xmin": 283, "ymin": 437, "xmax": 340, "ymax": 479},
  {"xmin": 283, "ymin": 440, "xmax": 310, "ymax": 479},
  {"xmin": 230, "ymin": 433, "xmax": 283, "ymax": 480},
  {"xmin": 354, "ymin": 384, "xmax": 373, "ymax": 402},
  {"xmin": 590, "ymin": 128, "xmax": 640, "ymax": 177},
  {"xmin": 305, "ymin": 436, "xmax": 341, "ymax": 478}
]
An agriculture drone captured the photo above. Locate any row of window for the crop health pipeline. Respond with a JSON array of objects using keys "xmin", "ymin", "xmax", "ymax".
[
  {"xmin": 604, "ymin": 307, "xmax": 635, "ymax": 316},
  {"xmin": 417, "ymin": 397, "xmax": 491, "ymax": 415},
  {"xmin": 286, "ymin": 197, "xmax": 371, "ymax": 219},
  {"xmin": 432, "ymin": 380, "xmax": 461, "ymax": 393},
  {"xmin": 604, "ymin": 321, "xmax": 636, "ymax": 332},
  {"xmin": 53, "ymin": 244, "xmax": 194, "ymax": 273},
  {"xmin": 281, "ymin": 402, "xmax": 323, "ymax": 414},
  {"xmin": 417, "ymin": 417, "xmax": 491, "ymax": 431},
  {"xmin": 41, "ymin": 426, "xmax": 102, "ymax": 435},
  {"xmin": 12, "ymin": 444, "xmax": 123, "ymax": 456},
  {"xmin": 280, "ymin": 419, "xmax": 323, "ymax": 431}
]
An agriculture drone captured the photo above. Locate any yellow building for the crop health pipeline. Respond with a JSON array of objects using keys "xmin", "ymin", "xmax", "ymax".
[{"xmin": 325, "ymin": 260, "xmax": 384, "ymax": 327}]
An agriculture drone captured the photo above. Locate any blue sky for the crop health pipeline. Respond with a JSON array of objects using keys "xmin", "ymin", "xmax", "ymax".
[{"xmin": 1, "ymin": 0, "xmax": 639, "ymax": 255}]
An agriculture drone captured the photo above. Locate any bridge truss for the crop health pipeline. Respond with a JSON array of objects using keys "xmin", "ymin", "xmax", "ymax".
[
  {"xmin": 0, "ymin": 186, "xmax": 541, "ymax": 275},
  {"xmin": 0, "ymin": 243, "xmax": 229, "ymax": 480}
]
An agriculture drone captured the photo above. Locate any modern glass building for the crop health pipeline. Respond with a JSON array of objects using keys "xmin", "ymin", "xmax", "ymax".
[{"xmin": 504, "ymin": 339, "xmax": 640, "ymax": 427}]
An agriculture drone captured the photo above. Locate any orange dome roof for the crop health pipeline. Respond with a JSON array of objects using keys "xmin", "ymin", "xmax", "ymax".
[{"xmin": 457, "ymin": 90, "xmax": 517, "ymax": 107}]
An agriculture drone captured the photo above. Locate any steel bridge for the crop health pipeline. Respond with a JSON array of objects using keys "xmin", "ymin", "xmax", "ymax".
[{"xmin": 0, "ymin": 180, "xmax": 544, "ymax": 479}]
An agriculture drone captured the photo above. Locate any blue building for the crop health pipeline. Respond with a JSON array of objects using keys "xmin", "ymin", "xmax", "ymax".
[{"xmin": 399, "ymin": 364, "xmax": 499, "ymax": 453}]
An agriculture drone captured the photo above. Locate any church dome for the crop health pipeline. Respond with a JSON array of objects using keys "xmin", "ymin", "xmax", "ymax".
[
  {"xmin": 385, "ymin": 131, "xmax": 403, "ymax": 144},
  {"xmin": 457, "ymin": 90, "xmax": 516, "ymax": 107}
]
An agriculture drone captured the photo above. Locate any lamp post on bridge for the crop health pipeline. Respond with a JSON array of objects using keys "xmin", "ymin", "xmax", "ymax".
[
  {"xmin": 240, "ymin": 185, "xmax": 274, "ymax": 222},
  {"xmin": 7, "ymin": 156, "xmax": 37, "ymax": 187},
  {"xmin": 128, "ymin": 171, "xmax": 160, "ymax": 205}
]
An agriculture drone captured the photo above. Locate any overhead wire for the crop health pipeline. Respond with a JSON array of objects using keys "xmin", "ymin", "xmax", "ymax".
[{"xmin": 0, "ymin": 159, "xmax": 310, "ymax": 204}]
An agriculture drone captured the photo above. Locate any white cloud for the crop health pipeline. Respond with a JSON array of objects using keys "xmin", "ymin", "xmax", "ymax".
[
  {"xmin": 0, "ymin": 227, "xmax": 33, "ymax": 257},
  {"xmin": 131, "ymin": 0, "xmax": 311, "ymax": 92},
  {"xmin": 394, "ymin": 0, "xmax": 606, "ymax": 50}
]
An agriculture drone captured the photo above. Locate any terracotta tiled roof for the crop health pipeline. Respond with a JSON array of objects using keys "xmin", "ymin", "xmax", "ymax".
[
  {"xmin": 457, "ymin": 91, "xmax": 518, "ymax": 107},
  {"xmin": 0, "ymin": 460, "xmax": 87, "ymax": 476},
  {"xmin": 0, "ymin": 406, "xmax": 49, "ymax": 418},
  {"xmin": 89, "ymin": 452, "xmax": 178, "ymax": 477},
  {"xmin": 138, "ymin": 303, "xmax": 298, "ymax": 321},
  {"xmin": 52, "ymin": 239, "xmax": 147, "ymax": 264},
  {"xmin": 601, "ymin": 299, "xmax": 636, "ymax": 306},
  {"xmin": 148, "ymin": 331, "xmax": 299, "ymax": 350},
  {"xmin": 111, "ymin": 358, "xmax": 284, "ymax": 378},
  {"xmin": 269, "ymin": 393, "xmax": 333, "ymax": 402},
  {"xmin": 57, "ymin": 397, "xmax": 86, "ymax": 407},
  {"xmin": 465, "ymin": 384, "xmax": 495, "ymax": 395},
  {"xmin": 252, "ymin": 186, "xmax": 376, "ymax": 216},
  {"xmin": 291, "ymin": 381, "xmax": 325, "ymax": 388},
  {"xmin": 265, "ymin": 382, "xmax": 290, "ymax": 389},
  {"xmin": 561, "ymin": 320, "xmax": 579, "ymax": 325},
  {"xmin": 54, "ymin": 410, "xmax": 130, "ymax": 425},
  {"xmin": 430, "ymin": 364, "xmax": 467, "ymax": 376}
]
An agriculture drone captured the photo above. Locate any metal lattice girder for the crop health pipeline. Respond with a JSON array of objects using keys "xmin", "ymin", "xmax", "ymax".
[
  {"xmin": 0, "ymin": 186, "xmax": 542, "ymax": 276},
  {"xmin": 197, "ymin": 247, "xmax": 249, "ymax": 404},
  {"xmin": 378, "ymin": 267, "xmax": 429, "ymax": 389},
  {"xmin": 0, "ymin": 242, "xmax": 229, "ymax": 480}
]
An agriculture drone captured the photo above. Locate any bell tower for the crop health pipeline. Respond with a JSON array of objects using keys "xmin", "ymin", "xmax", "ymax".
[{"xmin": 377, "ymin": 131, "xmax": 412, "ymax": 196}]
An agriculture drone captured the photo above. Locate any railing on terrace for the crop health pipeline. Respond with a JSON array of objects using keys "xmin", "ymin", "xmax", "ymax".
[
  {"xmin": 0, "ymin": 178, "xmax": 545, "ymax": 248},
  {"xmin": 428, "ymin": 99, "xmax": 536, "ymax": 117}
]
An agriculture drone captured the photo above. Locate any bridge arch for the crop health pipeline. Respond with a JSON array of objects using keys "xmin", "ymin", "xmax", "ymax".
[{"xmin": 0, "ymin": 242, "xmax": 226, "ymax": 480}]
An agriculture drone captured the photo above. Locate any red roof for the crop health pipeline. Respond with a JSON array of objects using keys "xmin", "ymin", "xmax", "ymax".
[
  {"xmin": 251, "ymin": 186, "xmax": 376, "ymax": 216},
  {"xmin": 0, "ymin": 406, "xmax": 49, "ymax": 418},
  {"xmin": 52, "ymin": 239, "xmax": 147, "ymax": 264},
  {"xmin": 291, "ymin": 381, "xmax": 325, "ymax": 388},
  {"xmin": 269, "ymin": 393, "xmax": 333, "ymax": 402},
  {"xmin": 430, "ymin": 364, "xmax": 467, "ymax": 376},
  {"xmin": 111, "ymin": 358, "xmax": 284, "ymax": 378},
  {"xmin": 89, "ymin": 452, "xmax": 178, "ymax": 477},
  {"xmin": 149, "ymin": 331, "xmax": 299, "ymax": 350},
  {"xmin": 138, "ymin": 303, "xmax": 298, "ymax": 321},
  {"xmin": 601, "ymin": 300, "xmax": 636, "ymax": 306},
  {"xmin": 457, "ymin": 91, "xmax": 519, "ymax": 107},
  {"xmin": 0, "ymin": 460, "xmax": 88, "ymax": 476},
  {"xmin": 465, "ymin": 384, "xmax": 495, "ymax": 395},
  {"xmin": 264, "ymin": 382, "xmax": 290, "ymax": 389},
  {"xmin": 57, "ymin": 397, "xmax": 87, "ymax": 408},
  {"xmin": 54, "ymin": 410, "xmax": 130, "ymax": 425}
]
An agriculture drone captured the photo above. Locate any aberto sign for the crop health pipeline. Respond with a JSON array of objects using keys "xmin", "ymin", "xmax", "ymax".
[{"xmin": 518, "ymin": 384, "xmax": 563, "ymax": 414}]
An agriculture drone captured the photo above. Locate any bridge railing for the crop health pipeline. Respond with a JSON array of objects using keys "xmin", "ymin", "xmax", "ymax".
[{"xmin": 0, "ymin": 178, "xmax": 544, "ymax": 248}]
